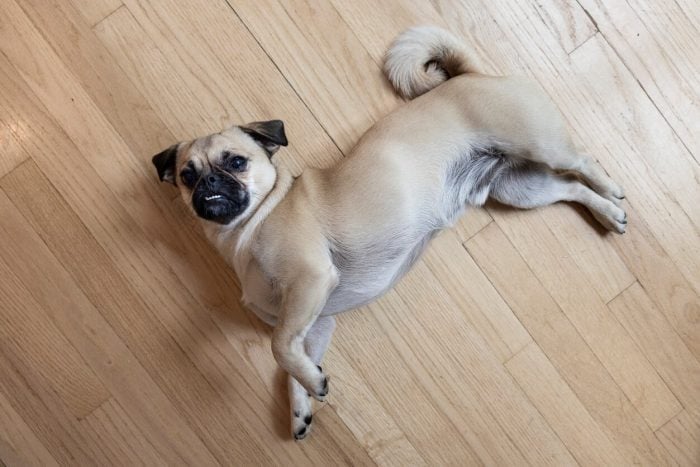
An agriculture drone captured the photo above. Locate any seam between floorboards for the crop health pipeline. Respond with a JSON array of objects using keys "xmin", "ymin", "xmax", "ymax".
[{"xmin": 222, "ymin": 0, "xmax": 346, "ymax": 159}]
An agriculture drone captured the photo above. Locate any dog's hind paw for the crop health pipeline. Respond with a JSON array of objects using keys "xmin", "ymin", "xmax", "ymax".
[
  {"xmin": 592, "ymin": 201, "xmax": 627, "ymax": 234},
  {"xmin": 292, "ymin": 411, "xmax": 313, "ymax": 440}
]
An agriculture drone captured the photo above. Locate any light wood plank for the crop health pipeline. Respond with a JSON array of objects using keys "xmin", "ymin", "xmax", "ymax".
[
  {"xmin": 92, "ymin": 6, "xmax": 231, "ymax": 142},
  {"xmin": 367, "ymin": 292, "xmax": 531, "ymax": 465},
  {"xmin": 8, "ymin": 0, "xmax": 172, "ymax": 160},
  {"xmin": 608, "ymin": 215, "xmax": 700, "ymax": 361},
  {"xmin": 3, "ymin": 7, "xmax": 344, "ymax": 400},
  {"xmin": 301, "ymin": 405, "xmax": 377, "ymax": 467},
  {"xmin": 466, "ymin": 222, "xmax": 671, "ymax": 464},
  {"xmin": 0, "ymin": 391, "xmax": 58, "ymax": 467},
  {"xmin": 325, "ymin": 347, "xmax": 427, "ymax": 466},
  {"xmin": 568, "ymin": 33, "xmax": 700, "ymax": 254},
  {"xmin": 506, "ymin": 342, "xmax": 627, "ymax": 466},
  {"xmin": 331, "ymin": 0, "xmax": 446, "ymax": 66},
  {"xmin": 391, "ymin": 261, "xmax": 577, "ymax": 466},
  {"xmin": 0, "ymin": 354, "xmax": 109, "ymax": 465},
  {"xmin": 489, "ymin": 204, "xmax": 681, "ymax": 431},
  {"xmin": 532, "ymin": 0, "xmax": 597, "ymax": 54},
  {"xmin": 425, "ymin": 230, "xmax": 532, "ymax": 362},
  {"xmin": 608, "ymin": 282, "xmax": 700, "ymax": 413},
  {"xmin": 452, "ymin": 207, "xmax": 494, "ymax": 242},
  {"xmin": 68, "ymin": 0, "xmax": 122, "ymax": 26},
  {"xmin": 331, "ymin": 310, "xmax": 479, "ymax": 465},
  {"xmin": 80, "ymin": 399, "xmax": 167, "ymax": 466},
  {"xmin": 104, "ymin": 0, "xmax": 340, "ymax": 171},
  {"xmin": 231, "ymin": 0, "xmax": 399, "ymax": 153},
  {"xmin": 0, "ymin": 120, "xmax": 27, "ymax": 179},
  {"xmin": 578, "ymin": 0, "xmax": 700, "ymax": 158},
  {"xmin": 675, "ymin": 0, "xmax": 700, "ymax": 27},
  {"xmin": 656, "ymin": 410, "xmax": 700, "ymax": 467},
  {"xmin": 525, "ymin": 200, "xmax": 636, "ymax": 304},
  {"xmin": 0, "ymin": 248, "xmax": 109, "ymax": 420},
  {"xmin": 0, "ymin": 165, "xmax": 220, "ymax": 466}
]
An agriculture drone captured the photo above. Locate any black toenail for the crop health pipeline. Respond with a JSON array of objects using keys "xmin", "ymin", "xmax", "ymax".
[
  {"xmin": 294, "ymin": 410, "xmax": 300, "ymax": 418},
  {"xmin": 317, "ymin": 365, "xmax": 322, "ymax": 372},
  {"xmin": 322, "ymin": 378, "xmax": 328, "ymax": 390},
  {"xmin": 296, "ymin": 426, "xmax": 306, "ymax": 437},
  {"xmin": 304, "ymin": 414, "xmax": 312, "ymax": 424}
]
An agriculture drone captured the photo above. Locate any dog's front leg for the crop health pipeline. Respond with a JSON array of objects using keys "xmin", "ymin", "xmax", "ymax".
[
  {"xmin": 272, "ymin": 267, "xmax": 338, "ymax": 402},
  {"xmin": 289, "ymin": 315, "xmax": 336, "ymax": 440}
]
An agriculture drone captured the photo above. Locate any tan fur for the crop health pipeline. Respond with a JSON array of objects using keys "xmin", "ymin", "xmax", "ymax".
[{"xmin": 154, "ymin": 26, "xmax": 625, "ymax": 440}]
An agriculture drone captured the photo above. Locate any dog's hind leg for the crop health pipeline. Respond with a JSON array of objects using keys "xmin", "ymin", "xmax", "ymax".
[
  {"xmin": 288, "ymin": 315, "xmax": 335, "ymax": 440},
  {"xmin": 527, "ymin": 146, "xmax": 625, "ymax": 206},
  {"xmin": 489, "ymin": 161, "xmax": 627, "ymax": 233}
]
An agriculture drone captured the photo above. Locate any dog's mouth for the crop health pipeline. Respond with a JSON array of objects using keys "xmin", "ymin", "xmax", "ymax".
[{"xmin": 193, "ymin": 189, "xmax": 249, "ymax": 225}]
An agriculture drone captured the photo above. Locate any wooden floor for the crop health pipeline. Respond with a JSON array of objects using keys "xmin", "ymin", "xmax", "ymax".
[{"xmin": 0, "ymin": 0, "xmax": 699, "ymax": 465}]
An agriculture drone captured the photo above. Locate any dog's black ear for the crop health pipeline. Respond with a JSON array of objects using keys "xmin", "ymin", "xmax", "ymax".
[
  {"xmin": 240, "ymin": 120, "xmax": 288, "ymax": 157},
  {"xmin": 152, "ymin": 144, "xmax": 179, "ymax": 184}
]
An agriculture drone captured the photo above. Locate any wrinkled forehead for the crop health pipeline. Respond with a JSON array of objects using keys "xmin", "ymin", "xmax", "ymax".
[{"xmin": 179, "ymin": 127, "xmax": 263, "ymax": 170}]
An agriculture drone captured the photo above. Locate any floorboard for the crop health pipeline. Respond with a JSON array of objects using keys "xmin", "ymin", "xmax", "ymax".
[{"xmin": 0, "ymin": 0, "xmax": 698, "ymax": 464}]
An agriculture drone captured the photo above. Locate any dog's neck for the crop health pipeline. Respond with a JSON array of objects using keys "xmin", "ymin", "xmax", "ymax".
[{"xmin": 202, "ymin": 160, "xmax": 295, "ymax": 274}]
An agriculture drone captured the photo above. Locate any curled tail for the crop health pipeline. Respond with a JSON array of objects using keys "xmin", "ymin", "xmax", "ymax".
[{"xmin": 383, "ymin": 26, "xmax": 478, "ymax": 99}]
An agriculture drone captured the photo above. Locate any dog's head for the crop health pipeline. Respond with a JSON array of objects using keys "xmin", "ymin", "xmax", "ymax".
[{"xmin": 152, "ymin": 120, "xmax": 287, "ymax": 226}]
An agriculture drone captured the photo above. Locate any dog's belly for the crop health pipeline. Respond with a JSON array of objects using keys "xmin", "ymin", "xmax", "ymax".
[
  {"xmin": 321, "ymin": 229, "xmax": 438, "ymax": 315},
  {"xmin": 238, "ymin": 229, "xmax": 438, "ymax": 322}
]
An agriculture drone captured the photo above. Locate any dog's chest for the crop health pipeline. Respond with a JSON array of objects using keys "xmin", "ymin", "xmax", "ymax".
[
  {"xmin": 236, "ymin": 258, "xmax": 281, "ymax": 324},
  {"xmin": 206, "ymin": 226, "xmax": 282, "ymax": 324}
]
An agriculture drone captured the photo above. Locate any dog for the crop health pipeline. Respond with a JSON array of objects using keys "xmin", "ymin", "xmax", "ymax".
[{"xmin": 152, "ymin": 26, "xmax": 626, "ymax": 440}]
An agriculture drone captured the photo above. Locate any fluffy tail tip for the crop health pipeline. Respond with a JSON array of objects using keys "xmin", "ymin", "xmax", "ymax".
[{"xmin": 383, "ymin": 25, "xmax": 476, "ymax": 99}]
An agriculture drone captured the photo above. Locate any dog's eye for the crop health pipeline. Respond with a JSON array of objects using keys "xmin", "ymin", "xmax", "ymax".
[
  {"xmin": 231, "ymin": 156, "xmax": 247, "ymax": 170},
  {"xmin": 223, "ymin": 153, "xmax": 247, "ymax": 171},
  {"xmin": 180, "ymin": 169, "xmax": 197, "ymax": 188}
]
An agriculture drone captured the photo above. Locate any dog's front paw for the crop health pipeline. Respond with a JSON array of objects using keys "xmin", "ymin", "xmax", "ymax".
[
  {"xmin": 304, "ymin": 365, "xmax": 329, "ymax": 402},
  {"xmin": 292, "ymin": 410, "xmax": 313, "ymax": 440}
]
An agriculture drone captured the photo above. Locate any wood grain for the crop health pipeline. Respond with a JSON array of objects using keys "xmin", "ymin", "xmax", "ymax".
[
  {"xmin": 0, "ymin": 0, "xmax": 698, "ymax": 464},
  {"xmin": 578, "ymin": 0, "xmax": 700, "ymax": 158},
  {"xmin": 608, "ymin": 282, "xmax": 700, "ymax": 414},
  {"xmin": 68, "ymin": 0, "xmax": 122, "ymax": 26},
  {"xmin": 80, "ymin": 399, "xmax": 167, "ymax": 466},
  {"xmin": 656, "ymin": 410, "xmax": 700, "ymax": 466},
  {"xmin": 506, "ymin": 343, "xmax": 627, "ymax": 465},
  {"xmin": 0, "ymin": 163, "xmax": 220, "ymax": 466},
  {"xmin": 466, "ymin": 222, "xmax": 671, "ymax": 465},
  {"xmin": 0, "ymin": 391, "xmax": 58, "ymax": 467}
]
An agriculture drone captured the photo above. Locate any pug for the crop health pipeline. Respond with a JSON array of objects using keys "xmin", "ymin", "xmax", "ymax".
[{"xmin": 152, "ymin": 26, "xmax": 626, "ymax": 440}]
